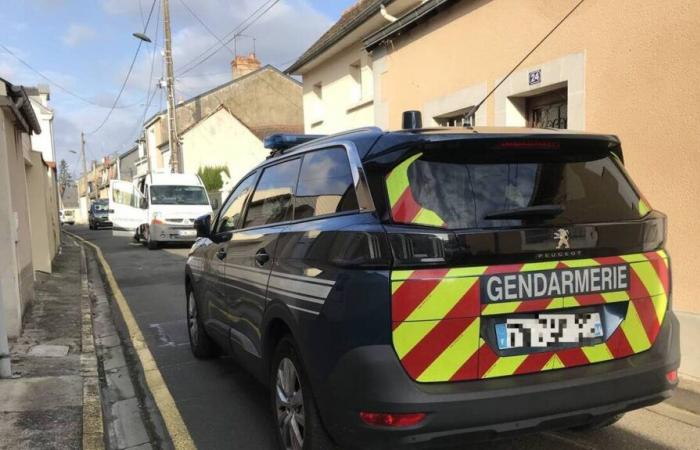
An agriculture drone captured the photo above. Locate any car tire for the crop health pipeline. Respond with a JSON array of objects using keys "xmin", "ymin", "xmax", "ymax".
[
  {"xmin": 270, "ymin": 336, "xmax": 335, "ymax": 450},
  {"xmin": 146, "ymin": 229, "xmax": 158, "ymax": 250},
  {"xmin": 89, "ymin": 223, "xmax": 94, "ymax": 230},
  {"xmin": 186, "ymin": 289, "xmax": 218, "ymax": 358},
  {"xmin": 570, "ymin": 413, "xmax": 624, "ymax": 432}
]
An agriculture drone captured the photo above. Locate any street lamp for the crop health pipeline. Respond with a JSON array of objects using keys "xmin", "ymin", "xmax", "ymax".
[{"xmin": 132, "ymin": 32, "xmax": 152, "ymax": 43}]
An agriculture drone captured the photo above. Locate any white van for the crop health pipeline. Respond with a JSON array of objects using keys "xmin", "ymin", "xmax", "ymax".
[{"xmin": 109, "ymin": 172, "xmax": 212, "ymax": 249}]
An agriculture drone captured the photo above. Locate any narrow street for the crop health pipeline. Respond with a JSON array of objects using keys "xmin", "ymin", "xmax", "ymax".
[{"xmin": 69, "ymin": 225, "xmax": 700, "ymax": 450}]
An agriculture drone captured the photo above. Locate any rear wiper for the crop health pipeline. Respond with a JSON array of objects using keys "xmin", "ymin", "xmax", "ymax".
[{"xmin": 483, "ymin": 204, "xmax": 564, "ymax": 220}]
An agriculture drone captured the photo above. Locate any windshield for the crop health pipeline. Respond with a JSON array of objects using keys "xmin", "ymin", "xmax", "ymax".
[
  {"xmin": 150, "ymin": 185, "xmax": 209, "ymax": 205},
  {"xmin": 386, "ymin": 147, "xmax": 646, "ymax": 229},
  {"xmin": 93, "ymin": 203, "xmax": 108, "ymax": 212}
]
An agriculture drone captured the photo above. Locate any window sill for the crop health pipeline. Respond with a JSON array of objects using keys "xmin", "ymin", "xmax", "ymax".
[{"xmin": 346, "ymin": 98, "xmax": 373, "ymax": 113}]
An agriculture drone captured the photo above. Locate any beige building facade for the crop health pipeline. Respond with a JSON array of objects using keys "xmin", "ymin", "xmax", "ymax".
[
  {"xmin": 1, "ymin": 77, "xmax": 60, "ymax": 337},
  {"xmin": 288, "ymin": 0, "xmax": 423, "ymax": 133},
  {"xmin": 292, "ymin": 0, "xmax": 700, "ymax": 314},
  {"xmin": 140, "ymin": 65, "xmax": 302, "ymax": 186},
  {"xmin": 366, "ymin": 0, "xmax": 700, "ymax": 314}
]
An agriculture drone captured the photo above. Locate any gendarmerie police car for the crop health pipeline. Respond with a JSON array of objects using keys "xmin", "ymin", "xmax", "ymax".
[{"xmin": 185, "ymin": 112, "xmax": 678, "ymax": 450}]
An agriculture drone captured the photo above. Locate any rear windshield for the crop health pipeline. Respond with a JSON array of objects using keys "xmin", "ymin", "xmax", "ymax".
[
  {"xmin": 150, "ymin": 185, "xmax": 209, "ymax": 205},
  {"xmin": 385, "ymin": 147, "xmax": 647, "ymax": 229}
]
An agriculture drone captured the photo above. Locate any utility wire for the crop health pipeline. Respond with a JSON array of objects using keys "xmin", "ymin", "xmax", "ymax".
[
  {"xmin": 176, "ymin": 0, "xmax": 279, "ymax": 77},
  {"xmin": 176, "ymin": 0, "xmax": 235, "ymax": 55},
  {"xmin": 134, "ymin": 0, "xmax": 162, "ymax": 140},
  {"xmin": 465, "ymin": 0, "xmax": 585, "ymax": 121},
  {"xmin": 0, "ymin": 43, "xmax": 140, "ymax": 109},
  {"xmin": 86, "ymin": 0, "xmax": 157, "ymax": 135}
]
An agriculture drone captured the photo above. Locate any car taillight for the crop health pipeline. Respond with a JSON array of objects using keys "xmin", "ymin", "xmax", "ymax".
[
  {"xmin": 359, "ymin": 412, "xmax": 426, "ymax": 427},
  {"xmin": 493, "ymin": 140, "xmax": 560, "ymax": 150},
  {"xmin": 389, "ymin": 231, "xmax": 457, "ymax": 268},
  {"xmin": 666, "ymin": 370, "xmax": 678, "ymax": 383}
]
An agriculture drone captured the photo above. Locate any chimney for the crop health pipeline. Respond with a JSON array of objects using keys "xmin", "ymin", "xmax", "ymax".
[{"xmin": 231, "ymin": 52, "xmax": 261, "ymax": 79}]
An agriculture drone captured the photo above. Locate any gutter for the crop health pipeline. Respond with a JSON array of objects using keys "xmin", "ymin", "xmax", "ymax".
[
  {"xmin": 363, "ymin": 0, "xmax": 454, "ymax": 52},
  {"xmin": 286, "ymin": 0, "xmax": 396, "ymax": 74}
]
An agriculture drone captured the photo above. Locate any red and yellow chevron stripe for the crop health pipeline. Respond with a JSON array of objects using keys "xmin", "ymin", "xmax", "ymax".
[
  {"xmin": 391, "ymin": 250, "xmax": 670, "ymax": 382},
  {"xmin": 385, "ymin": 153, "xmax": 445, "ymax": 227}
]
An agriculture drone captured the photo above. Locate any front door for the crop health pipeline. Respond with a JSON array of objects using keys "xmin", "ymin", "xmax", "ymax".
[
  {"xmin": 204, "ymin": 173, "xmax": 257, "ymax": 344},
  {"xmin": 108, "ymin": 180, "xmax": 147, "ymax": 237},
  {"xmin": 224, "ymin": 158, "xmax": 301, "ymax": 357}
]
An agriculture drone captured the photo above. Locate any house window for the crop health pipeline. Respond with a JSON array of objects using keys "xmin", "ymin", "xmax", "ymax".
[
  {"xmin": 526, "ymin": 87, "xmax": 567, "ymax": 129},
  {"xmin": 349, "ymin": 60, "xmax": 362, "ymax": 103},
  {"xmin": 310, "ymin": 82, "xmax": 323, "ymax": 127},
  {"xmin": 434, "ymin": 106, "xmax": 475, "ymax": 127}
]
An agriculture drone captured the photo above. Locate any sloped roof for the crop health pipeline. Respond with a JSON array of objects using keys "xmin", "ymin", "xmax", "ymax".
[
  {"xmin": 180, "ymin": 104, "xmax": 303, "ymax": 140},
  {"xmin": 142, "ymin": 64, "xmax": 300, "ymax": 126},
  {"xmin": 0, "ymin": 77, "xmax": 41, "ymax": 134},
  {"xmin": 286, "ymin": 0, "xmax": 391, "ymax": 74}
]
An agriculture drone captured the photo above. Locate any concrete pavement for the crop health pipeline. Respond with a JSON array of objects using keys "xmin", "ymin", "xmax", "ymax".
[
  {"xmin": 0, "ymin": 234, "xmax": 99, "ymax": 449},
  {"xmin": 68, "ymin": 224, "xmax": 700, "ymax": 450}
]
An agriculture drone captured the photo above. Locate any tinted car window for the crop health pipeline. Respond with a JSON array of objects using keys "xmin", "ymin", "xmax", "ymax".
[
  {"xmin": 244, "ymin": 159, "xmax": 301, "ymax": 228},
  {"xmin": 295, "ymin": 148, "xmax": 358, "ymax": 220},
  {"xmin": 216, "ymin": 174, "xmax": 256, "ymax": 233},
  {"xmin": 388, "ymin": 148, "xmax": 645, "ymax": 229}
]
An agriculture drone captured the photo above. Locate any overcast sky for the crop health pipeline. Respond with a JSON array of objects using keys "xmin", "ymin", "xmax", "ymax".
[{"xmin": 0, "ymin": 0, "xmax": 352, "ymax": 175}]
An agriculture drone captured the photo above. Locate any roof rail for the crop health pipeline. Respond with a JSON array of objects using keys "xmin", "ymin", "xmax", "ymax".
[{"xmin": 264, "ymin": 133, "xmax": 326, "ymax": 158}]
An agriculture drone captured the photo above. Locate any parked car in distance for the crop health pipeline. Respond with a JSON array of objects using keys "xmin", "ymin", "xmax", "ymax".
[
  {"xmin": 185, "ymin": 120, "xmax": 678, "ymax": 450},
  {"xmin": 88, "ymin": 199, "xmax": 111, "ymax": 230},
  {"xmin": 109, "ymin": 171, "xmax": 213, "ymax": 249},
  {"xmin": 59, "ymin": 209, "xmax": 75, "ymax": 226}
]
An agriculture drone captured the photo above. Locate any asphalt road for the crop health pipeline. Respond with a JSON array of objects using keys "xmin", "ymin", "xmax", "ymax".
[{"xmin": 69, "ymin": 225, "xmax": 700, "ymax": 450}]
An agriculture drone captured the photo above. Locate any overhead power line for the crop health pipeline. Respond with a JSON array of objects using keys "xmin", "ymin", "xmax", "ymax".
[
  {"xmin": 465, "ymin": 0, "xmax": 586, "ymax": 121},
  {"xmin": 86, "ymin": 0, "xmax": 158, "ymax": 135},
  {"xmin": 176, "ymin": 0, "xmax": 280, "ymax": 77},
  {"xmin": 176, "ymin": 0, "xmax": 235, "ymax": 55},
  {"xmin": 134, "ymin": 0, "xmax": 163, "ymax": 138},
  {"xmin": 0, "ymin": 43, "xmax": 140, "ymax": 109}
]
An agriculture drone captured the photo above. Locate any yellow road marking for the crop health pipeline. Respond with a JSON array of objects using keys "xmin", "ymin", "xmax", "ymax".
[{"xmin": 67, "ymin": 232, "xmax": 195, "ymax": 450}]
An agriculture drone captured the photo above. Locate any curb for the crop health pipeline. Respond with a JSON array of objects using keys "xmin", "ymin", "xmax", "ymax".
[
  {"xmin": 669, "ymin": 375, "xmax": 700, "ymax": 415},
  {"xmin": 65, "ymin": 230, "xmax": 194, "ymax": 450},
  {"xmin": 78, "ymin": 240, "xmax": 106, "ymax": 449}
]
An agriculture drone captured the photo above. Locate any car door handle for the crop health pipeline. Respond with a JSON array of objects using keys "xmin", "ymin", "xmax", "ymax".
[
  {"xmin": 216, "ymin": 247, "xmax": 227, "ymax": 260},
  {"xmin": 255, "ymin": 248, "xmax": 270, "ymax": 266}
]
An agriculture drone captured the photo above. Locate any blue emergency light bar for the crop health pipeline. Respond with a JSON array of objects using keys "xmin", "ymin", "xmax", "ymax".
[{"xmin": 263, "ymin": 133, "xmax": 326, "ymax": 154}]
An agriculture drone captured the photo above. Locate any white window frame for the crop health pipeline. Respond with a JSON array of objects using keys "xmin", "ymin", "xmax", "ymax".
[{"xmin": 494, "ymin": 52, "xmax": 585, "ymax": 130}]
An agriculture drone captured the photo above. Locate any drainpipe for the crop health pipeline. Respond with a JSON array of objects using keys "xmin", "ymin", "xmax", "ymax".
[
  {"xmin": 0, "ymin": 288, "xmax": 11, "ymax": 378},
  {"xmin": 380, "ymin": 4, "xmax": 398, "ymax": 22}
]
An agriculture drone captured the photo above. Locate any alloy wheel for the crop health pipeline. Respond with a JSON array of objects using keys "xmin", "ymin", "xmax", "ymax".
[
  {"xmin": 187, "ymin": 291, "xmax": 198, "ymax": 346},
  {"xmin": 275, "ymin": 357, "xmax": 305, "ymax": 450}
]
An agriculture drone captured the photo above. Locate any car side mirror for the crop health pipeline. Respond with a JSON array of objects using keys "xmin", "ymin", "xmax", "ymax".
[{"xmin": 194, "ymin": 214, "xmax": 212, "ymax": 238}]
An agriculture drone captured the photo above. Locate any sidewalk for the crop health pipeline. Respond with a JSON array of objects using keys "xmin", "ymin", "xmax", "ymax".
[
  {"xmin": 0, "ymin": 234, "xmax": 103, "ymax": 449},
  {"xmin": 673, "ymin": 311, "xmax": 700, "ymax": 414}
]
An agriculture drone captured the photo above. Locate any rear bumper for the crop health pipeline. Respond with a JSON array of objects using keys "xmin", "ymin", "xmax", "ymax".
[{"xmin": 318, "ymin": 311, "xmax": 680, "ymax": 449}]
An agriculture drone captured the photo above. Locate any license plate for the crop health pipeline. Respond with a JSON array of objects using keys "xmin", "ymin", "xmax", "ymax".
[
  {"xmin": 177, "ymin": 229, "xmax": 195, "ymax": 237},
  {"xmin": 495, "ymin": 312, "xmax": 603, "ymax": 350}
]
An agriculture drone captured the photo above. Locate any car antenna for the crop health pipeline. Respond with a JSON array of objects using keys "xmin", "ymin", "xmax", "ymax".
[{"xmin": 462, "ymin": 0, "xmax": 585, "ymax": 128}]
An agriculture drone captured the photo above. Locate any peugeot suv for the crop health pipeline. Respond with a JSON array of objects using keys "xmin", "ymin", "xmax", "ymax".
[{"xmin": 185, "ymin": 124, "xmax": 678, "ymax": 450}]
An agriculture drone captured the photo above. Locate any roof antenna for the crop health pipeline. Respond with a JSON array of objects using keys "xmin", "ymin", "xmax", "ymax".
[{"xmin": 463, "ymin": 0, "xmax": 585, "ymax": 128}]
